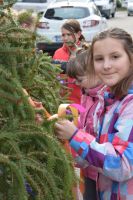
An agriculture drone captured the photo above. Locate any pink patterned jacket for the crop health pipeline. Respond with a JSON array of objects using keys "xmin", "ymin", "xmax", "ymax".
[
  {"xmin": 70, "ymin": 86, "xmax": 133, "ymax": 200},
  {"xmin": 77, "ymin": 84, "xmax": 104, "ymax": 181}
]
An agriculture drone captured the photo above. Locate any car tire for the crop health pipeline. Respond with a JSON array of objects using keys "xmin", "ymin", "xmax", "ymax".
[
  {"xmin": 111, "ymin": 11, "xmax": 115, "ymax": 17},
  {"xmin": 128, "ymin": 12, "xmax": 130, "ymax": 16},
  {"xmin": 106, "ymin": 10, "xmax": 111, "ymax": 19}
]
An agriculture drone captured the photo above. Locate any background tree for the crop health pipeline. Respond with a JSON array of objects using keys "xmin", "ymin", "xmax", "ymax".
[{"xmin": 0, "ymin": 1, "xmax": 75, "ymax": 199}]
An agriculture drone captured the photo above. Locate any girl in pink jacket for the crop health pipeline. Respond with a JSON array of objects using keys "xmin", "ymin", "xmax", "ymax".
[{"xmin": 66, "ymin": 49, "xmax": 103, "ymax": 200}]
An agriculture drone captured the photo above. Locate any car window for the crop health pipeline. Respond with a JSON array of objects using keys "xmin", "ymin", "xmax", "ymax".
[{"xmin": 45, "ymin": 7, "xmax": 90, "ymax": 19}]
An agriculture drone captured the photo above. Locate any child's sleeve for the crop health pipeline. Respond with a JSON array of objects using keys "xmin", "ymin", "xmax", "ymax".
[{"xmin": 69, "ymin": 98, "xmax": 133, "ymax": 182}]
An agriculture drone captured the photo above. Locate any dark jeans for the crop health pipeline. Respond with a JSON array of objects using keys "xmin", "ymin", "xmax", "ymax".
[{"xmin": 83, "ymin": 177, "xmax": 97, "ymax": 200}]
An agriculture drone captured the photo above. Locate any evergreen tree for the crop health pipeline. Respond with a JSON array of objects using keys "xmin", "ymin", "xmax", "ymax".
[{"xmin": 0, "ymin": 1, "xmax": 75, "ymax": 199}]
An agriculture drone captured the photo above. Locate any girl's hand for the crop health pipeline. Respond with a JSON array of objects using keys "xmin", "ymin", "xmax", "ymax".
[{"xmin": 55, "ymin": 119, "xmax": 77, "ymax": 140}]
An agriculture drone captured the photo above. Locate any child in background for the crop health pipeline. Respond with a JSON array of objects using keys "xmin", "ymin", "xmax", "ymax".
[
  {"xmin": 53, "ymin": 19, "xmax": 88, "ymax": 104},
  {"xmin": 55, "ymin": 28, "xmax": 133, "ymax": 200},
  {"xmin": 66, "ymin": 50, "xmax": 103, "ymax": 200}
]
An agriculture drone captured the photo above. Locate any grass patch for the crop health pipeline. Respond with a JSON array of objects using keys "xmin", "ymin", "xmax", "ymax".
[{"xmin": 117, "ymin": 7, "xmax": 127, "ymax": 11}]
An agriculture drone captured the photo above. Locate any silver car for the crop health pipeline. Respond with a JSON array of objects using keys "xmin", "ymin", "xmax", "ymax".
[
  {"xmin": 12, "ymin": 0, "xmax": 53, "ymax": 14},
  {"xmin": 127, "ymin": 0, "xmax": 133, "ymax": 16},
  {"xmin": 36, "ymin": 0, "xmax": 107, "ymax": 54}
]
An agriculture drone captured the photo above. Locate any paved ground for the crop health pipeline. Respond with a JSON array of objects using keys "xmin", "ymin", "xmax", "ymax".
[{"xmin": 107, "ymin": 10, "xmax": 133, "ymax": 37}]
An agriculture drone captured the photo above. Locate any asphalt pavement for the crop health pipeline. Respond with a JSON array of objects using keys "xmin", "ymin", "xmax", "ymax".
[{"xmin": 107, "ymin": 10, "xmax": 133, "ymax": 37}]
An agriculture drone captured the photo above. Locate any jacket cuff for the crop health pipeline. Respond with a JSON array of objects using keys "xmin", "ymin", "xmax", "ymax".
[
  {"xmin": 69, "ymin": 130, "xmax": 95, "ymax": 158},
  {"xmin": 69, "ymin": 128, "xmax": 79, "ymax": 142}
]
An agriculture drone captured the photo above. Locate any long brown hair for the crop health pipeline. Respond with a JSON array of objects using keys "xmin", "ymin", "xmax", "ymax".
[
  {"xmin": 66, "ymin": 49, "xmax": 90, "ymax": 78},
  {"xmin": 89, "ymin": 28, "xmax": 133, "ymax": 97}
]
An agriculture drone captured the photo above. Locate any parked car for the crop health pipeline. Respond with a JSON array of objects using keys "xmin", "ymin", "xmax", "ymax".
[
  {"xmin": 36, "ymin": 0, "xmax": 107, "ymax": 55},
  {"xmin": 93, "ymin": 0, "xmax": 117, "ymax": 19},
  {"xmin": 127, "ymin": 0, "xmax": 133, "ymax": 16},
  {"xmin": 51, "ymin": 0, "xmax": 116, "ymax": 19},
  {"xmin": 122, "ymin": 0, "xmax": 128, "ymax": 8},
  {"xmin": 12, "ymin": 0, "xmax": 53, "ymax": 14}
]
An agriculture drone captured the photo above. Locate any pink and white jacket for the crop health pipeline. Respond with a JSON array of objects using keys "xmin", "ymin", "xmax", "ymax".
[
  {"xmin": 70, "ymin": 86, "xmax": 133, "ymax": 200},
  {"xmin": 77, "ymin": 84, "xmax": 104, "ymax": 181}
]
